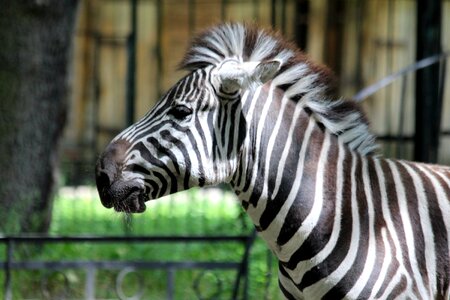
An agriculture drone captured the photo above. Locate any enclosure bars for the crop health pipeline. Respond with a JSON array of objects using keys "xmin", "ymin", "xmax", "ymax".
[
  {"xmin": 232, "ymin": 229, "xmax": 257, "ymax": 300},
  {"xmin": 352, "ymin": 52, "xmax": 450, "ymax": 160},
  {"xmin": 415, "ymin": 0, "xmax": 442, "ymax": 163},
  {"xmin": 125, "ymin": 0, "xmax": 138, "ymax": 127},
  {"xmin": 3, "ymin": 237, "xmax": 13, "ymax": 300},
  {"xmin": 1, "ymin": 234, "xmax": 256, "ymax": 300}
]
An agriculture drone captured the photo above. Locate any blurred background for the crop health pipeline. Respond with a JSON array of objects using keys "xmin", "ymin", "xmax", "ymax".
[{"xmin": 1, "ymin": 0, "xmax": 450, "ymax": 299}]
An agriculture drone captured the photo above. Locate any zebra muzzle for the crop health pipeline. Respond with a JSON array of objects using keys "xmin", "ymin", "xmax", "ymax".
[
  {"xmin": 97, "ymin": 177, "xmax": 148, "ymax": 213},
  {"xmin": 95, "ymin": 139, "xmax": 148, "ymax": 213},
  {"xmin": 110, "ymin": 182, "xmax": 148, "ymax": 213}
]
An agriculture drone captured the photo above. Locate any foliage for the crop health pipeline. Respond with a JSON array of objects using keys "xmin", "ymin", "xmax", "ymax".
[{"xmin": 1, "ymin": 187, "xmax": 282, "ymax": 299}]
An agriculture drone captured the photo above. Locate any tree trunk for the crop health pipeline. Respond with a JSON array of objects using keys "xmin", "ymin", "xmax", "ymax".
[{"xmin": 0, "ymin": 0, "xmax": 79, "ymax": 233}]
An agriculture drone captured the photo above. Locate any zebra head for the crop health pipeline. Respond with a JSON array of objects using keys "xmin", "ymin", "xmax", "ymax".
[{"xmin": 95, "ymin": 27, "xmax": 281, "ymax": 212}]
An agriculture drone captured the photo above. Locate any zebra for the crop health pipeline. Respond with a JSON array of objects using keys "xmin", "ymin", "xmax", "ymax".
[{"xmin": 95, "ymin": 23, "xmax": 450, "ymax": 299}]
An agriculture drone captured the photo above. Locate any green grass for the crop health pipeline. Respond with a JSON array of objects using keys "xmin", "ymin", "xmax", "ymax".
[{"xmin": 1, "ymin": 187, "xmax": 283, "ymax": 299}]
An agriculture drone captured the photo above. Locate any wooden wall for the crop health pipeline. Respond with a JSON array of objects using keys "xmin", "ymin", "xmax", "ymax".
[
  {"xmin": 440, "ymin": 0, "xmax": 450, "ymax": 164},
  {"xmin": 306, "ymin": 0, "xmax": 450, "ymax": 163},
  {"xmin": 66, "ymin": 0, "xmax": 296, "ymax": 175},
  {"xmin": 341, "ymin": 0, "xmax": 418, "ymax": 157},
  {"xmin": 64, "ymin": 0, "xmax": 450, "ymax": 183}
]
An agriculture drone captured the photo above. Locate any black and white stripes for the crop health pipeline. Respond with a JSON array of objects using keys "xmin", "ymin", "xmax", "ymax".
[{"xmin": 96, "ymin": 23, "xmax": 450, "ymax": 299}]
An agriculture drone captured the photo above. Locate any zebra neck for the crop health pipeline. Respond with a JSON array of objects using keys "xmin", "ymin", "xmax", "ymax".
[{"xmin": 231, "ymin": 105, "xmax": 342, "ymax": 255}]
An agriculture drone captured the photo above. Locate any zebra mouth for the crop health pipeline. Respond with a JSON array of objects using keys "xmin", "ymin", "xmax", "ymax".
[
  {"xmin": 113, "ymin": 187, "xmax": 149, "ymax": 213},
  {"xmin": 97, "ymin": 179, "xmax": 149, "ymax": 213}
]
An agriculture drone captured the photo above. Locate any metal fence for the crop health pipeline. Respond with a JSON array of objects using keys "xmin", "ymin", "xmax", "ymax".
[
  {"xmin": 0, "ymin": 188, "xmax": 278, "ymax": 299},
  {"xmin": 1, "ymin": 233, "xmax": 257, "ymax": 300}
]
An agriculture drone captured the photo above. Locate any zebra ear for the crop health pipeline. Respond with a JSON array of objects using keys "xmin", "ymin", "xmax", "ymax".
[
  {"xmin": 253, "ymin": 60, "xmax": 281, "ymax": 84},
  {"xmin": 217, "ymin": 60, "xmax": 281, "ymax": 94}
]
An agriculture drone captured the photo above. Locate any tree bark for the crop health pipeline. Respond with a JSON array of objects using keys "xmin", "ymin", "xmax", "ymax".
[{"xmin": 0, "ymin": 0, "xmax": 79, "ymax": 233}]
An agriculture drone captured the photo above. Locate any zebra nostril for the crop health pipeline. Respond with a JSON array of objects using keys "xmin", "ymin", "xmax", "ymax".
[
  {"xmin": 95, "ymin": 157, "xmax": 116, "ymax": 208},
  {"xmin": 95, "ymin": 139, "xmax": 133, "ymax": 209},
  {"xmin": 95, "ymin": 170, "xmax": 115, "ymax": 208},
  {"xmin": 95, "ymin": 154, "xmax": 113, "ymax": 189},
  {"xmin": 96, "ymin": 170, "xmax": 111, "ymax": 190}
]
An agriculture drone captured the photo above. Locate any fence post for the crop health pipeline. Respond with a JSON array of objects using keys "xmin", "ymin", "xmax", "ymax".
[
  {"xmin": 85, "ymin": 266, "xmax": 96, "ymax": 300},
  {"xmin": 232, "ymin": 230, "xmax": 257, "ymax": 300},
  {"xmin": 126, "ymin": 0, "xmax": 137, "ymax": 127},
  {"xmin": 414, "ymin": 0, "xmax": 442, "ymax": 163},
  {"xmin": 167, "ymin": 268, "xmax": 175, "ymax": 300},
  {"xmin": 4, "ymin": 238, "xmax": 13, "ymax": 300}
]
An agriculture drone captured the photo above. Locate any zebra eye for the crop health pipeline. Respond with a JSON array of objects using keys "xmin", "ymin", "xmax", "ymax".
[{"xmin": 168, "ymin": 105, "xmax": 193, "ymax": 120}]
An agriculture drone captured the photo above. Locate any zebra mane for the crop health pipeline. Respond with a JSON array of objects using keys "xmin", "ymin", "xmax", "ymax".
[{"xmin": 180, "ymin": 23, "xmax": 378, "ymax": 155}]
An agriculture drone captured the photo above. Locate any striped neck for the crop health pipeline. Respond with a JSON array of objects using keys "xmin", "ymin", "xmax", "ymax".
[{"xmin": 230, "ymin": 83, "xmax": 346, "ymax": 255}]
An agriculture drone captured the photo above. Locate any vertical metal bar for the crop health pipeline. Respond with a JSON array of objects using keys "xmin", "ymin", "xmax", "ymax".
[
  {"xmin": 295, "ymin": 0, "xmax": 309, "ymax": 50},
  {"xmin": 396, "ymin": 75, "xmax": 408, "ymax": 159},
  {"xmin": 324, "ymin": 0, "xmax": 345, "ymax": 75},
  {"xmin": 263, "ymin": 249, "xmax": 273, "ymax": 300},
  {"xmin": 85, "ymin": 266, "xmax": 96, "ymax": 300},
  {"xmin": 126, "ymin": 0, "xmax": 138, "ymax": 126},
  {"xmin": 253, "ymin": 0, "xmax": 259, "ymax": 21},
  {"xmin": 188, "ymin": 0, "xmax": 196, "ymax": 35},
  {"xmin": 414, "ymin": 0, "xmax": 442, "ymax": 163},
  {"xmin": 280, "ymin": 0, "xmax": 286, "ymax": 33},
  {"xmin": 167, "ymin": 268, "xmax": 175, "ymax": 300},
  {"xmin": 221, "ymin": 0, "xmax": 227, "ymax": 21},
  {"xmin": 437, "ymin": 57, "xmax": 447, "ymax": 160},
  {"xmin": 5, "ymin": 238, "xmax": 13, "ymax": 300},
  {"xmin": 438, "ymin": 58, "xmax": 447, "ymax": 130},
  {"xmin": 92, "ymin": 33, "xmax": 101, "ymax": 154},
  {"xmin": 232, "ymin": 230, "xmax": 257, "ymax": 300},
  {"xmin": 354, "ymin": 0, "xmax": 365, "ymax": 91},
  {"xmin": 232, "ymin": 258, "xmax": 243, "ymax": 298},
  {"xmin": 271, "ymin": 0, "xmax": 276, "ymax": 28},
  {"xmin": 384, "ymin": 0, "xmax": 395, "ymax": 156},
  {"xmin": 243, "ymin": 230, "xmax": 257, "ymax": 300},
  {"xmin": 156, "ymin": 0, "xmax": 163, "ymax": 99}
]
